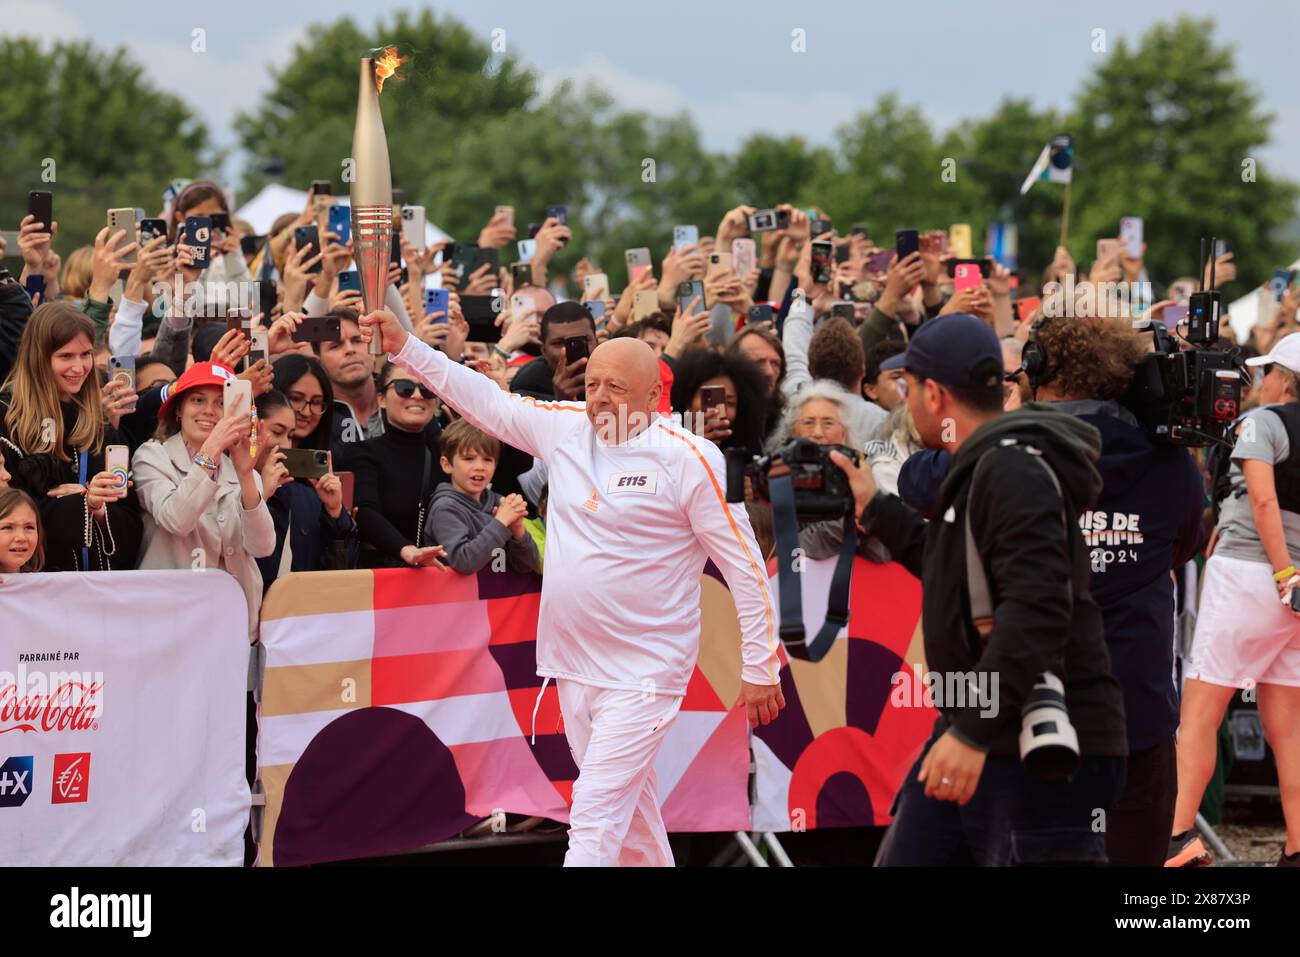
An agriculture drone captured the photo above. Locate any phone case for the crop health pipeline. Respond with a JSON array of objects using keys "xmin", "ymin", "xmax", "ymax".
[
  {"xmin": 583, "ymin": 274, "xmax": 610, "ymax": 300},
  {"xmin": 290, "ymin": 316, "xmax": 342, "ymax": 343},
  {"xmin": 224, "ymin": 378, "xmax": 252, "ymax": 419},
  {"xmin": 108, "ymin": 356, "xmax": 135, "ymax": 391},
  {"xmin": 633, "ymin": 291, "xmax": 658, "ymax": 319},
  {"xmin": 954, "ymin": 264, "xmax": 982, "ymax": 292},
  {"xmin": 731, "ymin": 239, "xmax": 756, "ymax": 280},
  {"xmin": 107, "ymin": 209, "xmax": 138, "ymax": 265},
  {"xmin": 105, "ymin": 445, "xmax": 130, "ymax": 494},
  {"xmin": 1119, "ymin": 217, "xmax": 1143, "ymax": 259},
  {"xmin": 426, "ymin": 288, "xmax": 450, "ymax": 317},
  {"xmin": 283, "ymin": 449, "xmax": 330, "ymax": 480},
  {"xmin": 674, "ymin": 226, "xmax": 699, "ymax": 251},
  {"xmin": 700, "ymin": 387, "xmax": 726, "ymax": 411},
  {"xmin": 401, "ymin": 205, "xmax": 426, "ymax": 251},
  {"xmin": 949, "ymin": 224, "xmax": 972, "ymax": 259},
  {"xmin": 28, "ymin": 191, "xmax": 53, "ymax": 233},
  {"xmin": 185, "ymin": 216, "xmax": 212, "ymax": 269},
  {"xmin": 328, "ymin": 206, "xmax": 351, "ymax": 245}
]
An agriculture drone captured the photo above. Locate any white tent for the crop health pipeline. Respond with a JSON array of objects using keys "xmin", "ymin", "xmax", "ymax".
[
  {"xmin": 1227, "ymin": 256, "xmax": 1300, "ymax": 344},
  {"xmin": 233, "ymin": 183, "xmax": 450, "ymax": 247}
]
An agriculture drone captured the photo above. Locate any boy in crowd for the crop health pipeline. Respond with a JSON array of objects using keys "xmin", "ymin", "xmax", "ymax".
[{"xmin": 426, "ymin": 418, "xmax": 540, "ymax": 575}]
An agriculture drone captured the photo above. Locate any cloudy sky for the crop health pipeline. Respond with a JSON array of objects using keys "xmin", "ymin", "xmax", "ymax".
[{"xmin": 6, "ymin": 0, "xmax": 1299, "ymax": 194}]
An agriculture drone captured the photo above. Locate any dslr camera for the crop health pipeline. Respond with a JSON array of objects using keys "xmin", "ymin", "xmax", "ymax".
[
  {"xmin": 724, "ymin": 438, "xmax": 859, "ymax": 520},
  {"xmin": 726, "ymin": 438, "xmax": 862, "ymax": 663}
]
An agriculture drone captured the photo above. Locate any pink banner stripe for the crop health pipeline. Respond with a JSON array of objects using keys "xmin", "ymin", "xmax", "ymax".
[{"xmin": 373, "ymin": 600, "xmax": 492, "ymax": 658}]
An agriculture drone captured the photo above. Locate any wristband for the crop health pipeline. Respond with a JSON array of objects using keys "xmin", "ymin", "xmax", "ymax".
[
  {"xmin": 1275, "ymin": 565, "xmax": 1297, "ymax": 582},
  {"xmin": 193, "ymin": 452, "xmax": 219, "ymax": 480},
  {"xmin": 492, "ymin": 345, "xmax": 511, "ymax": 362}
]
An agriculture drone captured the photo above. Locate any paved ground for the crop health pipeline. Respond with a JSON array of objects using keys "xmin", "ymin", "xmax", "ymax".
[{"xmin": 1217, "ymin": 799, "xmax": 1287, "ymax": 864}]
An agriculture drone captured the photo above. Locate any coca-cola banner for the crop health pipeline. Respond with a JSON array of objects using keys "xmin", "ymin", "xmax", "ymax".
[{"xmin": 0, "ymin": 570, "xmax": 249, "ymax": 865}]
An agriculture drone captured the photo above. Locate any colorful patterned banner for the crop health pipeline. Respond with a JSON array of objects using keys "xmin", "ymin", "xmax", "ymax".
[{"xmin": 256, "ymin": 556, "xmax": 931, "ymax": 865}]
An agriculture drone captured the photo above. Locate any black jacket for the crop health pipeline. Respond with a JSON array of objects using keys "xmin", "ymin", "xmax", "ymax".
[
  {"xmin": 1055, "ymin": 400, "xmax": 1204, "ymax": 752},
  {"xmin": 351, "ymin": 421, "xmax": 448, "ymax": 567},
  {"xmin": 509, "ymin": 356, "xmax": 554, "ymax": 399},
  {"xmin": 0, "ymin": 393, "xmax": 143, "ymax": 572},
  {"xmin": 863, "ymin": 404, "xmax": 1128, "ymax": 756},
  {"xmin": 256, "ymin": 478, "xmax": 358, "ymax": 591},
  {"xmin": 0, "ymin": 274, "xmax": 34, "ymax": 385}
]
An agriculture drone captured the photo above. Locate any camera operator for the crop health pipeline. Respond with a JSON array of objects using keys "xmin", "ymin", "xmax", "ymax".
[
  {"xmin": 1029, "ymin": 312, "xmax": 1205, "ymax": 866},
  {"xmin": 828, "ymin": 312, "xmax": 1127, "ymax": 866},
  {"xmin": 1171, "ymin": 332, "xmax": 1300, "ymax": 868}
]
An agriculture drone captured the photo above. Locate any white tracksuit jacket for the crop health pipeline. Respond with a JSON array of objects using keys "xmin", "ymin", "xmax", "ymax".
[{"xmin": 390, "ymin": 335, "xmax": 781, "ymax": 696}]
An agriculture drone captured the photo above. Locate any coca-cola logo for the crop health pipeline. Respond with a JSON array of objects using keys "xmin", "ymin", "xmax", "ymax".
[{"xmin": 0, "ymin": 680, "xmax": 102, "ymax": 734}]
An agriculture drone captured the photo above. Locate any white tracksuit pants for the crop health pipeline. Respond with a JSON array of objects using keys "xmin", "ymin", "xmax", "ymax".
[{"xmin": 557, "ymin": 679, "xmax": 684, "ymax": 867}]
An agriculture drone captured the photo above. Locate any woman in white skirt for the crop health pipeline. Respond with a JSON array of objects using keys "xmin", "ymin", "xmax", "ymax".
[{"xmin": 1169, "ymin": 334, "xmax": 1300, "ymax": 867}]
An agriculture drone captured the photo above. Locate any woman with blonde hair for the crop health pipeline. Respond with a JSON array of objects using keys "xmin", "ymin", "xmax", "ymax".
[
  {"xmin": 59, "ymin": 247, "xmax": 94, "ymax": 301},
  {"xmin": 0, "ymin": 302, "xmax": 141, "ymax": 571}
]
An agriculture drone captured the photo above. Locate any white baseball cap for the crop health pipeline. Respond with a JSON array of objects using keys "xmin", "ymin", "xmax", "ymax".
[{"xmin": 1246, "ymin": 332, "xmax": 1300, "ymax": 371}]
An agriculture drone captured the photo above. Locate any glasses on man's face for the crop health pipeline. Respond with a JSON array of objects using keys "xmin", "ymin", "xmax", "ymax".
[
  {"xmin": 286, "ymin": 393, "xmax": 326, "ymax": 414},
  {"xmin": 387, "ymin": 380, "xmax": 436, "ymax": 400}
]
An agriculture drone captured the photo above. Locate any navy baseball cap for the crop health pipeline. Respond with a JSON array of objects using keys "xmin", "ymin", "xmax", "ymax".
[{"xmin": 894, "ymin": 313, "xmax": 1002, "ymax": 390}]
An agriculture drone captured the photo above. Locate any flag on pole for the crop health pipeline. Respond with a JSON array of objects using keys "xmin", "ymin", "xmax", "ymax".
[{"xmin": 1019, "ymin": 134, "xmax": 1073, "ymax": 195}]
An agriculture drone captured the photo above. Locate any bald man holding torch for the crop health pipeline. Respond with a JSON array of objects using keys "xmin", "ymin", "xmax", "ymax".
[{"xmin": 360, "ymin": 307, "xmax": 785, "ymax": 866}]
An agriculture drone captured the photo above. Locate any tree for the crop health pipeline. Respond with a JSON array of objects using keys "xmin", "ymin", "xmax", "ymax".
[
  {"xmin": 1068, "ymin": 17, "xmax": 1299, "ymax": 291},
  {"xmin": 810, "ymin": 94, "xmax": 968, "ymax": 240},
  {"xmin": 234, "ymin": 9, "xmax": 536, "ymax": 219},
  {"xmin": 731, "ymin": 134, "xmax": 835, "ymax": 212},
  {"xmin": 0, "ymin": 38, "xmax": 213, "ymax": 256},
  {"xmin": 944, "ymin": 98, "xmax": 1065, "ymax": 270}
]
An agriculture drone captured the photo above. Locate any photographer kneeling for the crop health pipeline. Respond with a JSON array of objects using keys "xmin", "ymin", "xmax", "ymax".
[
  {"xmin": 829, "ymin": 313, "xmax": 1128, "ymax": 866},
  {"xmin": 1027, "ymin": 312, "xmax": 1205, "ymax": 867}
]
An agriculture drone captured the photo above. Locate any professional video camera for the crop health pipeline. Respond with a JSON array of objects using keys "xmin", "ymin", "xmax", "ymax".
[
  {"xmin": 725, "ymin": 438, "xmax": 862, "ymax": 663},
  {"xmin": 1121, "ymin": 237, "xmax": 1246, "ymax": 448}
]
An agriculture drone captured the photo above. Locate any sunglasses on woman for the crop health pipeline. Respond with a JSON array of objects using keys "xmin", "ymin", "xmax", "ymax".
[{"xmin": 387, "ymin": 380, "xmax": 436, "ymax": 400}]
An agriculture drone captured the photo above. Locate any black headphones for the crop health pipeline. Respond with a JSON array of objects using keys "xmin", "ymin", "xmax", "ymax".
[{"xmin": 1017, "ymin": 319, "xmax": 1053, "ymax": 393}]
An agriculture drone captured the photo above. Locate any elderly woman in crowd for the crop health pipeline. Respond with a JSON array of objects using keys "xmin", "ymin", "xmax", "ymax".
[{"xmin": 765, "ymin": 379, "xmax": 889, "ymax": 563}]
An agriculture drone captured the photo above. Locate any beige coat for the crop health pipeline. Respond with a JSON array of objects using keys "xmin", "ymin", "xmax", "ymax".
[{"xmin": 132, "ymin": 433, "xmax": 276, "ymax": 640}]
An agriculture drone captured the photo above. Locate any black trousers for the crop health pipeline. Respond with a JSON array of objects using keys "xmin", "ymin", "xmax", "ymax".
[{"xmin": 1105, "ymin": 735, "xmax": 1177, "ymax": 867}]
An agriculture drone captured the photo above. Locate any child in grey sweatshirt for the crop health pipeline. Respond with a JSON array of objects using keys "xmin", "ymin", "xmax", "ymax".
[{"xmin": 425, "ymin": 419, "xmax": 540, "ymax": 575}]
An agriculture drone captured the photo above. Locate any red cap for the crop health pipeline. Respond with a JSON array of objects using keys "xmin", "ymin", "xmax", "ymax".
[{"xmin": 157, "ymin": 361, "xmax": 238, "ymax": 423}]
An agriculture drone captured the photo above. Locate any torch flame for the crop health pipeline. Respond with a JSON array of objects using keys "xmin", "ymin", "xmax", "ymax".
[{"xmin": 372, "ymin": 46, "xmax": 408, "ymax": 94}]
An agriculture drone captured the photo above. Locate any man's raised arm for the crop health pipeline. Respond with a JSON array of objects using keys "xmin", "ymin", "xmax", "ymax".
[{"xmin": 360, "ymin": 309, "xmax": 581, "ymax": 460}]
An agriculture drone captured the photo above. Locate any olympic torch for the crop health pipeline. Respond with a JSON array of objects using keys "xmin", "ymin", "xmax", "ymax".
[{"xmin": 351, "ymin": 52, "xmax": 399, "ymax": 355}]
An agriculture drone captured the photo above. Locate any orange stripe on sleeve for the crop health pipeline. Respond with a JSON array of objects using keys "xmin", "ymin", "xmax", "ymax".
[{"xmin": 656, "ymin": 424, "xmax": 779, "ymax": 684}]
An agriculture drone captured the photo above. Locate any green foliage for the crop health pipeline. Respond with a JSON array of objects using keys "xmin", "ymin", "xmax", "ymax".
[
  {"xmin": 0, "ymin": 38, "xmax": 213, "ymax": 260},
  {"xmin": 1068, "ymin": 17, "xmax": 1298, "ymax": 293},
  {"xmin": 4, "ymin": 11, "xmax": 1296, "ymax": 298}
]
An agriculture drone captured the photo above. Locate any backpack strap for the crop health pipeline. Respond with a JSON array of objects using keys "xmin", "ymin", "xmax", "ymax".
[{"xmin": 964, "ymin": 439, "xmax": 1066, "ymax": 639}]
